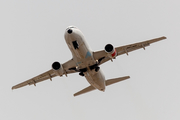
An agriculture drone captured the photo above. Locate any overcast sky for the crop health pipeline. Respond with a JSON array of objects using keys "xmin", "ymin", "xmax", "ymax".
[{"xmin": 1, "ymin": 0, "xmax": 180, "ymax": 120}]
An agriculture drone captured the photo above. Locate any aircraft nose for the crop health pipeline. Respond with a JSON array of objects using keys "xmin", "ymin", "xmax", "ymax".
[{"xmin": 67, "ymin": 29, "xmax": 73, "ymax": 34}]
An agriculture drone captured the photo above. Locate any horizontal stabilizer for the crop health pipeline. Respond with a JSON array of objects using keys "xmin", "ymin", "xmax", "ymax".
[
  {"xmin": 106, "ymin": 76, "xmax": 130, "ymax": 86},
  {"xmin": 74, "ymin": 76, "xmax": 130, "ymax": 96},
  {"xmin": 74, "ymin": 85, "xmax": 96, "ymax": 96}
]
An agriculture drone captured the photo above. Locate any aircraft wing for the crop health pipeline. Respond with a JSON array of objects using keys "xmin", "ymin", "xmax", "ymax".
[
  {"xmin": 93, "ymin": 36, "xmax": 166, "ymax": 65},
  {"xmin": 12, "ymin": 59, "xmax": 77, "ymax": 90}
]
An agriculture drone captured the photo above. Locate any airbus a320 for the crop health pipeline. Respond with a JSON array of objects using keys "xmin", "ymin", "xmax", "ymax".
[{"xmin": 12, "ymin": 26, "xmax": 166, "ymax": 96}]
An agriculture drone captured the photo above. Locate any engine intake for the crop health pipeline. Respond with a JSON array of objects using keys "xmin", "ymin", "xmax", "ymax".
[
  {"xmin": 52, "ymin": 62, "xmax": 61, "ymax": 70},
  {"xmin": 105, "ymin": 44, "xmax": 114, "ymax": 53},
  {"xmin": 52, "ymin": 61, "xmax": 64, "ymax": 76},
  {"xmin": 105, "ymin": 44, "xmax": 117, "ymax": 58}
]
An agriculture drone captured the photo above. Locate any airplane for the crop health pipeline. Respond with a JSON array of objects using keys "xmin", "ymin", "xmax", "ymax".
[{"xmin": 12, "ymin": 26, "xmax": 166, "ymax": 96}]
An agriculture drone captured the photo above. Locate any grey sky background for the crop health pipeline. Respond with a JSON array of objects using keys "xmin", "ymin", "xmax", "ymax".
[{"xmin": 1, "ymin": 0, "xmax": 180, "ymax": 120}]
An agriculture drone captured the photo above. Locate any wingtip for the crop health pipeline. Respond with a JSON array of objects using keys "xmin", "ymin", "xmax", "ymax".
[
  {"xmin": 74, "ymin": 93, "xmax": 78, "ymax": 97},
  {"xmin": 162, "ymin": 36, "xmax": 167, "ymax": 39},
  {"xmin": 12, "ymin": 86, "xmax": 15, "ymax": 90},
  {"xmin": 74, "ymin": 92, "xmax": 80, "ymax": 97},
  {"xmin": 125, "ymin": 76, "xmax": 130, "ymax": 79}
]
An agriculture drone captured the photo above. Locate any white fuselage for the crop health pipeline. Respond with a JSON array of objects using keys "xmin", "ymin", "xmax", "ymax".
[{"xmin": 64, "ymin": 26, "xmax": 105, "ymax": 91}]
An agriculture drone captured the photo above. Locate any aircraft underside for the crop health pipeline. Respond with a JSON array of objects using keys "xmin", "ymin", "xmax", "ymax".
[{"xmin": 12, "ymin": 26, "xmax": 166, "ymax": 96}]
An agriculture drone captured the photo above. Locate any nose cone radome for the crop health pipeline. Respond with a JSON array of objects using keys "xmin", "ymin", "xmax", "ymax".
[{"xmin": 67, "ymin": 29, "xmax": 73, "ymax": 34}]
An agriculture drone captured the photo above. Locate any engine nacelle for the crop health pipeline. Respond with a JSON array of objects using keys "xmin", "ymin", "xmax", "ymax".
[
  {"xmin": 52, "ymin": 62, "xmax": 64, "ymax": 76},
  {"xmin": 105, "ymin": 44, "xmax": 117, "ymax": 59}
]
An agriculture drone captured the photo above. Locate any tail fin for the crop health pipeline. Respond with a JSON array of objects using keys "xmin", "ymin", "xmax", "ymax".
[{"xmin": 74, "ymin": 76, "xmax": 130, "ymax": 96}]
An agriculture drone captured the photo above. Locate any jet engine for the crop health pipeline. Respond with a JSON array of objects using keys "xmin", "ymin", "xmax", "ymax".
[
  {"xmin": 52, "ymin": 62, "xmax": 64, "ymax": 76},
  {"xmin": 105, "ymin": 44, "xmax": 117, "ymax": 59}
]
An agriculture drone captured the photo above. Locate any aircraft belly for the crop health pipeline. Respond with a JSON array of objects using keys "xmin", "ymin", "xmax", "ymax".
[
  {"xmin": 84, "ymin": 69, "xmax": 105, "ymax": 91},
  {"xmin": 65, "ymin": 28, "xmax": 105, "ymax": 91},
  {"xmin": 74, "ymin": 46, "xmax": 95, "ymax": 68},
  {"xmin": 66, "ymin": 38, "xmax": 95, "ymax": 67}
]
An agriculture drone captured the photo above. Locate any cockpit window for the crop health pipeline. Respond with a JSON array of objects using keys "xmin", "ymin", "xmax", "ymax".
[{"xmin": 66, "ymin": 26, "xmax": 77, "ymax": 30}]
